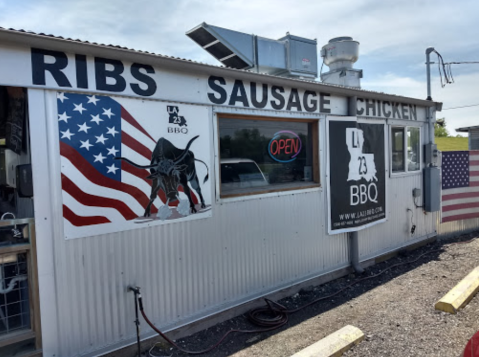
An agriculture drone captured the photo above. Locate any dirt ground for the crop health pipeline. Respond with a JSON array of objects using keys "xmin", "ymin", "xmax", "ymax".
[{"xmin": 148, "ymin": 231, "xmax": 479, "ymax": 357}]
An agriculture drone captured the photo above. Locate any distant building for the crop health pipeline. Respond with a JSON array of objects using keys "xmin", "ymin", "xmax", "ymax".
[{"xmin": 456, "ymin": 125, "xmax": 479, "ymax": 150}]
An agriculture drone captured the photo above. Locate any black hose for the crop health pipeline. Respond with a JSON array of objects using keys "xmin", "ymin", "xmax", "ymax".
[{"xmin": 140, "ymin": 301, "xmax": 280, "ymax": 355}]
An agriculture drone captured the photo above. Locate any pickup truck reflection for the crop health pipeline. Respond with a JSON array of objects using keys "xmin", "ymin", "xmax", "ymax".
[{"xmin": 220, "ymin": 159, "xmax": 268, "ymax": 193}]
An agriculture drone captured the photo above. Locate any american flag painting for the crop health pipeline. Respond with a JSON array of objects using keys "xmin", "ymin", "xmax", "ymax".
[
  {"xmin": 57, "ymin": 92, "xmax": 211, "ymax": 239},
  {"xmin": 441, "ymin": 150, "xmax": 479, "ymax": 223}
]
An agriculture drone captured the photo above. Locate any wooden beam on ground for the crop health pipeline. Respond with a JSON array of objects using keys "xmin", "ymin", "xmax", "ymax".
[
  {"xmin": 435, "ymin": 266, "xmax": 479, "ymax": 314},
  {"xmin": 290, "ymin": 325, "xmax": 364, "ymax": 357}
]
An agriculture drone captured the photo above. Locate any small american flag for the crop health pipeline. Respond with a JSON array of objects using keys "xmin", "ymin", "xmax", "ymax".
[
  {"xmin": 441, "ymin": 150, "xmax": 479, "ymax": 223},
  {"xmin": 57, "ymin": 92, "xmax": 196, "ymax": 230}
]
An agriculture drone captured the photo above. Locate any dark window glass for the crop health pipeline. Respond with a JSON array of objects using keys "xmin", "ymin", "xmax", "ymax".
[
  {"xmin": 407, "ymin": 127, "xmax": 420, "ymax": 171},
  {"xmin": 392, "ymin": 128, "xmax": 405, "ymax": 172},
  {"xmin": 219, "ymin": 117, "xmax": 318, "ymax": 197}
]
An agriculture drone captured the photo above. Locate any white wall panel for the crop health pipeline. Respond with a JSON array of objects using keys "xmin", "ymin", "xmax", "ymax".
[{"xmin": 359, "ymin": 173, "xmax": 436, "ymax": 260}]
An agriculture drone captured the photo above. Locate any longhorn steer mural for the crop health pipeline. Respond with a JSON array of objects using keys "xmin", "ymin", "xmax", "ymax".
[{"xmin": 116, "ymin": 135, "xmax": 208, "ymax": 217}]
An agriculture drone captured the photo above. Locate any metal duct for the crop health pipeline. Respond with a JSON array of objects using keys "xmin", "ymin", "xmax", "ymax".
[{"xmin": 186, "ymin": 23, "xmax": 318, "ymax": 79}]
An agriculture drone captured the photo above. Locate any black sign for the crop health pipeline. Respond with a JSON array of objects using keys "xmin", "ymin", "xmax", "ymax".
[{"xmin": 328, "ymin": 120, "xmax": 386, "ymax": 233}]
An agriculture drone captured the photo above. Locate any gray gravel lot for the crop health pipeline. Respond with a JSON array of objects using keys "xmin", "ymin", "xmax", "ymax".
[{"xmin": 148, "ymin": 232, "xmax": 479, "ymax": 357}]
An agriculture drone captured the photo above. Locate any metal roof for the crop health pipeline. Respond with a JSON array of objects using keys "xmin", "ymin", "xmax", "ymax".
[
  {"xmin": 456, "ymin": 125, "xmax": 479, "ymax": 132},
  {"xmin": 0, "ymin": 27, "xmax": 441, "ymax": 109}
]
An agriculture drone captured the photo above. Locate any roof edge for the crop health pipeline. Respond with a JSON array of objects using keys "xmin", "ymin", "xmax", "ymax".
[{"xmin": 0, "ymin": 27, "xmax": 441, "ymax": 108}]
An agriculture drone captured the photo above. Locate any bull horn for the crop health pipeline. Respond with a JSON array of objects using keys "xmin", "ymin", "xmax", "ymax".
[
  {"xmin": 173, "ymin": 135, "xmax": 199, "ymax": 165},
  {"xmin": 114, "ymin": 157, "xmax": 158, "ymax": 169}
]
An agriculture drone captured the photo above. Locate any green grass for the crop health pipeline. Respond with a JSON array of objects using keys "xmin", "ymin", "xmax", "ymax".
[{"xmin": 435, "ymin": 137, "xmax": 468, "ymax": 151}]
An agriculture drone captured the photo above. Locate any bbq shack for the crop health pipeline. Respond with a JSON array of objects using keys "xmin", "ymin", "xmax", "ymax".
[{"xmin": 0, "ymin": 23, "xmax": 450, "ymax": 357}]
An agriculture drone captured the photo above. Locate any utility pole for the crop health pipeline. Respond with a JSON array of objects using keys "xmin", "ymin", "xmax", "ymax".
[
  {"xmin": 426, "ymin": 47, "xmax": 435, "ymax": 145},
  {"xmin": 426, "ymin": 47, "xmax": 434, "ymax": 101}
]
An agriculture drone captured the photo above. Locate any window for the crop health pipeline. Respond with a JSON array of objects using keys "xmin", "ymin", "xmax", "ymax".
[
  {"xmin": 391, "ymin": 126, "xmax": 421, "ymax": 173},
  {"xmin": 218, "ymin": 114, "xmax": 319, "ymax": 197},
  {"xmin": 392, "ymin": 128, "xmax": 404, "ymax": 171}
]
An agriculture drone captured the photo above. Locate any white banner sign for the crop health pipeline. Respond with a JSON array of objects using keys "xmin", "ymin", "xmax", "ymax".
[{"xmin": 56, "ymin": 92, "xmax": 212, "ymax": 239}]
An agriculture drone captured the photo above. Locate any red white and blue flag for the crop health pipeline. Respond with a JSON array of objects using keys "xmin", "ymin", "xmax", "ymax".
[
  {"xmin": 56, "ymin": 92, "xmax": 209, "ymax": 238},
  {"xmin": 441, "ymin": 150, "xmax": 479, "ymax": 223}
]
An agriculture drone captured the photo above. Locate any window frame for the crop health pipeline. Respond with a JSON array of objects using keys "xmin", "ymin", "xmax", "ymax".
[
  {"xmin": 390, "ymin": 125, "xmax": 422, "ymax": 175},
  {"xmin": 215, "ymin": 112, "xmax": 321, "ymax": 200}
]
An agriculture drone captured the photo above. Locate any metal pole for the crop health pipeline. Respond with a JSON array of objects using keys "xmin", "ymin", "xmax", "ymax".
[
  {"xmin": 348, "ymin": 96, "xmax": 364, "ymax": 274},
  {"xmin": 129, "ymin": 286, "xmax": 142, "ymax": 357},
  {"xmin": 426, "ymin": 47, "xmax": 434, "ymax": 101},
  {"xmin": 350, "ymin": 230, "xmax": 364, "ymax": 274},
  {"xmin": 426, "ymin": 47, "xmax": 435, "ymax": 145}
]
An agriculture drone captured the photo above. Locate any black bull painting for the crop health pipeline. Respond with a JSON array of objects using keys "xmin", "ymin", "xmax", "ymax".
[{"xmin": 115, "ymin": 135, "xmax": 208, "ymax": 217}]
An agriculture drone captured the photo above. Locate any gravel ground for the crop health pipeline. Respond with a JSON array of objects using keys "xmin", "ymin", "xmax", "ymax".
[{"xmin": 148, "ymin": 232, "xmax": 479, "ymax": 357}]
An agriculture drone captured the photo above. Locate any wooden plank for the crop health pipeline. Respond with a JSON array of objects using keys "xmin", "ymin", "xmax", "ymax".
[
  {"xmin": 15, "ymin": 349, "xmax": 43, "ymax": 357},
  {"xmin": 290, "ymin": 325, "xmax": 364, "ymax": 357},
  {"xmin": 0, "ymin": 329, "xmax": 35, "ymax": 348},
  {"xmin": 435, "ymin": 266, "xmax": 479, "ymax": 314},
  {"xmin": 0, "ymin": 244, "xmax": 29, "ymax": 255}
]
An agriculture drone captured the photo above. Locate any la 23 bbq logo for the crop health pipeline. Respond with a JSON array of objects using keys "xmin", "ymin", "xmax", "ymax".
[{"xmin": 167, "ymin": 105, "xmax": 188, "ymax": 134}]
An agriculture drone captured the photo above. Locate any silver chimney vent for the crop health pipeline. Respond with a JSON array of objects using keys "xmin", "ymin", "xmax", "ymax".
[
  {"xmin": 186, "ymin": 23, "xmax": 318, "ymax": 79},
  {"xmin": 320, "ymin": 37, "xmax": 362, "ymax": 88}
]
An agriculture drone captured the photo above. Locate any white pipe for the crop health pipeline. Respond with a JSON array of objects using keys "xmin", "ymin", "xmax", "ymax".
[{"xmin": 0, "ymin": 275, "xmax": 27, "ymax": 294}]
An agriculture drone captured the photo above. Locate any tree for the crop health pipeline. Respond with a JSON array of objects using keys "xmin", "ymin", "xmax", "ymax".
[{"xmin": 435, "ymin": 118, "xmax": 449, "ymax": 137}]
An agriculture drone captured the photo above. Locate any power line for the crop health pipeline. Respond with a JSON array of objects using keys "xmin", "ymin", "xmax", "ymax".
[
  {"xmin": 432, "ymin": 50, "xmax": 479, "ymax": 88},
  {"xmin": 442, "ymin": 103, "xmax": 479, "ymax": 110},
  {"xmin": 445, "ymin": 61, "xmax": 479, "ymax": 65}
]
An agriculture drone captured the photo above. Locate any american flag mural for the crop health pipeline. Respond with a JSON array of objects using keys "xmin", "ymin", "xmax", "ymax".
[
  {"xmin": 441, "ymin": 150, "xmax": 479, "ymax": 223},
  {"xmin": 57, "ymin": 92, "xmax": 211, "ymax": 239}
]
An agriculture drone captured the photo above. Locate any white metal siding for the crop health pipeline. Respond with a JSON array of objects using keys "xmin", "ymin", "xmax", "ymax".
[
  {"xmin": 53, "ymin": 190, "xmax": 349, "ymax": 357},
  {"xmin": 359, "ymin": 173, "xmax": 436, "ymax": 260},
  {"xmin": 437, "ymin": 216, "xmax": 479, "ymax": 238}
]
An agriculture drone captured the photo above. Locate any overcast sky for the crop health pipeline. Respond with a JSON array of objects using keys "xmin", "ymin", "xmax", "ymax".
[{"xmin": 0, "ymin": 0, "xmax": 477, "ymax": 135}]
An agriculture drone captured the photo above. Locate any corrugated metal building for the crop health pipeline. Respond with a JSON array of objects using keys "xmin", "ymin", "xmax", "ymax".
[
  {"xmin": 0, "ymin": 26, "xmax": 475, "ymax": 357},
  {"xmin": 457, "ymin": 125, "xmax": 479, "ymax": 150}
]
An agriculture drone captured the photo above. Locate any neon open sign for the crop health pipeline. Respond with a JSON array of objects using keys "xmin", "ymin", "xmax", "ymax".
[{"xmin": 268, "ymin": 131, "xmax": 302, "ymax": 163}]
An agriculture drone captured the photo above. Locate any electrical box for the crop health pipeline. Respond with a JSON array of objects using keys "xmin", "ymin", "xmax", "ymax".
[
  {"xmin": 424, "ymin": 167, "xmax": 440, "ymax": 212},
  {"xmin": 412, "ymin": 188, "xmax": 422, "ymax": 198},
  {"xmin": 0, "ymin": 148, "xmax": 20, "ymax": 187},
  {"xmin": 424, "ymin": 143, "xmax": 438, "ymax": 165}
]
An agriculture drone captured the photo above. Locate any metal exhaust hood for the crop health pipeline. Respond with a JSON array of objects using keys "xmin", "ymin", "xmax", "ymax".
[{"xmin": 186, "ymin": 22, "xmax": 318, "ymax": 79}]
